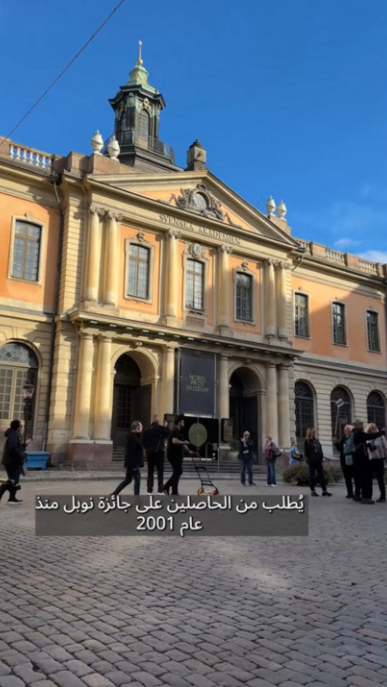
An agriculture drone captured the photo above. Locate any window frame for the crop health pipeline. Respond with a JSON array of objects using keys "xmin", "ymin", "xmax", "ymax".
[
  {"xmin": 293, "ymin": 291, "xmax": 310, "ymax": 338},
  {"xmin": 185, "ymin": 258, "xmax": 205, "ymax": 312},
  {"xmin": 8, "ymin": 215, "xmax": 46, "ymax": 285},
  {"xmin": 138, "ymin": 109, "xmax": 150, "ymax": 140},
  {"xmin": 0, "ymin": 341, "xmax": 39, "ymax": 434},
  {"xmin": 182, "ymin": 247, "xmax": 209, "ymax": 321},
  {"xmin": 366, "ymin": 309, "xmax": 381, "ymax": 353},
  {"xmin": 294, "ymin": 380, "xmax": 315, "ymax": 444},
  {"xmin": 232, "ymin": 266, "xmax": 256, "ymax": 326},
  {"xmin": 124, "ymin": 238, "xmax": 154, "ymax": 305},
  {"xmin": 331, "ymin": 301, "xmax": 347, "ymax": 346}
]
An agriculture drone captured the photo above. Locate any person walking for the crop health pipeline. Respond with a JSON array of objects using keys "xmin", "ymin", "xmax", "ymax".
[
  {"xmin": 264, "ymin": 436, "xmax": 280, "ymax": 487},
  {"xmin": 289, "ymin": 439, "xmax": 303, "ymax": 465},
  {"xmin": 143, "ymin": 415, "xmax": 169, "ymax": 494},
  {"xmin": 238, "ymin": 431, "xmax": 255, "ymax": 486},
  {"xmin": 365, "ymin": 423, "xmax": 387, "ymax": 503},
  {"xmin": 163, "ymin": 416, "xmax": 194, "ymax": 496},
  {"xmin": 111, "ymin": 421, "xmax": 144, "ymax": 497},
  {"xmin": 334, "ymin": 424, "xmax": 355, "ymax": 499},
  {"xmin": 304, "ymin": 428, "xmax": 332, "ymax": 497},
  {"xmin": 352, "ymin": 420, "xmax": 385, "ymax": 504},
  {"xmin": 0, "ymin": 420, "xmax": 26, "ymax": 505}
]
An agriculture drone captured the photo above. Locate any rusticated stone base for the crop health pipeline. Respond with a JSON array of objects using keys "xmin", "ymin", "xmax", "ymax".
[{"xmin": 67, "ymin": 440, "xmax": 113, "ymax": 468}]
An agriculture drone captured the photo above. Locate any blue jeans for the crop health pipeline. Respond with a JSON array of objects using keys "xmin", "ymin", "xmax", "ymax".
[
  {"xmin": 267, "ymin": 460, "xmax": 276, "ymax": 485},
  {"xmin": 240, "ymin": 457, "xmax": 253, "ymax": 485},
  {"xmin": 113, "ymin": 466, "xmax": 141, "ymax": 496}
]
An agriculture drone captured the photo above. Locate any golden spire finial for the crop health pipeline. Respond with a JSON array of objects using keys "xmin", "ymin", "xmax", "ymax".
[{"xmin": 137, "ymin": 40, "xmax": 143, "ymax": 66}]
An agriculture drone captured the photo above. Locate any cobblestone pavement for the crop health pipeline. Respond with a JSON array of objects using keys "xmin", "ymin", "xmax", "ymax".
[{"xmin": 1, "ymin": 478, "xmax": 387, "ymax": 687}]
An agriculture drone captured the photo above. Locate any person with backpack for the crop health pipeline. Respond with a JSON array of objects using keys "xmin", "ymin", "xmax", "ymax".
[
  {"xmin": 289, "ymin": 438, "xmax": 303, "ymax": 465},
  {"xmin": 334, "ymin": 424, "xmax": 355, "ymax": 499},
  {"xmin": 264, "ymin": 436, "xmax": 281, "ymax": 487},
  {"xmin": 304, "ymin": 428, "xmax": 332, "ymax": 497},
  {"xmin": 365, "ymin": 423, "xmax": 387, "ymax": 503}
]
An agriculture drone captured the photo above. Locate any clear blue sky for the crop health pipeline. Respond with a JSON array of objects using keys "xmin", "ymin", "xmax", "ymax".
[{"xmin": 1, "ymin": 0, "xmax": 387, "ymax": 261}]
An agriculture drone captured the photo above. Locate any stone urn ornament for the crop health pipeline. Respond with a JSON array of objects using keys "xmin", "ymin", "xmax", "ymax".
[
  {"xmin": 107, "ymin": 136, "xmax": 120, "ymax": 161},
  {"xmin": 276, "ymin": 200, "xmax": 287, "ymax": 219},
  {"xmin": 90, "ymin": 130, "xmax": 103, "ymax": 155},
  {"xmin": 266, "ymin": 196, "xmax": 276, "ymax": 216}
]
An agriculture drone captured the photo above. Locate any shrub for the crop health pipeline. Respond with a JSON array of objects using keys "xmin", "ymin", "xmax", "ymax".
[{"xmin": 282, "ymin": 462, "xmax": 343, "ymax": 486}]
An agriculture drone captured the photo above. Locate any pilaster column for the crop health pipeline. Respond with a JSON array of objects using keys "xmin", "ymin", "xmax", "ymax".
[
  {"xmin": 165, "ymin": 230, "xmax": 180, "ymax": 319},
  {"xmin": 278, "ymin": 363, "xmax": 290, "ymax": 448},
  {"xmin": 217, "ymin": 245, "xmax": 232, "ymax": 330},
  {"xmin": 94, "ymin": 335, "xmax": 113, "ymax": 440},
  {"xmin": 160, "ymin": 345, "xmax": 176, "ymax": 415},
  {"xmin": 103, "ymin": 211, "xmax": 121, "ymax": 306},
  {"xmin": 218, "ymin": 355, "xmax": 229, "ymax": 419},
  {"xmin": 72, "ymin": 333, "xmax": 94, "ymax": 439},
  {"xmin": 277, "ymin": 262, "xmax": 288, "ymax": 339},
  {"xmin": 265, "ymin": 259, "xmax": 276, "ymax": 338},
  {"xmin": 265, "ymin": 362, "xmax": 278, "ymax": 442},
  {"xmin": 85, "ymin": 206, "xmax": 103, "ymax": 302}
]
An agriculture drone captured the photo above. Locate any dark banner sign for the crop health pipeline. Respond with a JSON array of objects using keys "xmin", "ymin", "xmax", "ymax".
[{"xmin": 178, "ymin": 351, "xmax": 216, "ymax": 417}]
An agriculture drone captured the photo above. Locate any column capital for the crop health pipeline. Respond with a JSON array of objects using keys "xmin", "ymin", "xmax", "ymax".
[
  {"xmin": 77, "ymin": 330, "xmax": 94, "ymax": 342},
  {"xmin": 97, "ymin": 332, "xmax": 114, "ymax": 342},
  {"xmin": 167, "ymin": 229, "xmax": 181, "ymax": 239},
  {"xmin": 89, "ymin": 204, "xmax": 106, "ymax": 217},
  {"xmin": 265, "ymin": 361, "xmax": 277, "ymax": 369},
  {"xmin": 219, "ymin": 354, "xmax": 229, "ymax": 361},
  {"xmin": 163, "ymin": 343, "xmax": 179, "ymax": 351},
  {"xmin": 219, "ymin": 245, "xmax": 232, "ymax": 255},
  {"xmin": 278, "ymin": 361, "xmax": 291, "ymax": 370},
  {"xmin": 106, "ymin": 210, "xmax": 122, "ymax": 221}
]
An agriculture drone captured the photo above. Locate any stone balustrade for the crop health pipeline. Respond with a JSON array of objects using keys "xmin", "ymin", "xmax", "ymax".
[
  {"xmin": 295, "ymin": 238, "xmax": 385, "ymax": 277},
  {"xmin": 7, "ymin": 143, "xmax": 52, "ymax": 170}
]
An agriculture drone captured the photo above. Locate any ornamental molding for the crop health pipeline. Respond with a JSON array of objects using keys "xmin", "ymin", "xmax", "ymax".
[{"xmin": 167, "ymin": 183, "xmax": 241, "ymax": 227}]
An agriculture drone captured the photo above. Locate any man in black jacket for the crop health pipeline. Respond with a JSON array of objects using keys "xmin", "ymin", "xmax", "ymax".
[
  {"xmin": 352, "ymin": 419, "xmax": 385, "ymax": 504},
  {"xmin": 164, "ymin": 416, "xmax": 194, "ymax": 495},
  {"xmin": 111, "ymin": 421, "xmax": 144, "ymax": 497},
  {"xmin": 143, "ymin": 415, "xmax": 169, "ymax": 494},
  {"xmin": 0, "ymin": 420, "xmax": 25, "ymax": 505}
]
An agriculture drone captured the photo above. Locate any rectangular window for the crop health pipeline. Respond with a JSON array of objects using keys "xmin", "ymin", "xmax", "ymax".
[
  {"xmin": 127, "ymin": 244, "xmax": 149, "ymax": 299},
  {"xmin": 12, "ymin": 221, "xmax": 41, "ymax": 281},
  {"xmin": 367, "ymin": 310, "xmax": 380, "ymax": 352},
  {"xmin": 332, "ymin": 302, "xmax": 346, "ymax": 345},
  {"xmin": 236, "ymin": 273, "xmax": 252, "ymax": 321},
  {"xmin": 186, "ymin": 259, "xmax": 204, "ymax": 310},
  {"xmin": 294, "ymin": 293, "xmax": 309, "ymax": 337}
]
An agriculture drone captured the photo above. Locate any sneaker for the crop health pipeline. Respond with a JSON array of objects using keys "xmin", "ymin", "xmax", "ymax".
[
  {"xmin": 377, "ymin": 497, "xmax": 386, "ymax": 503},
  {"xmin": 322, "ymin": 491, "xmax": 332, "ymax": 497},
  {"xmin": 8, "ymin": 499, "xmax": 23, "ymax": 504},
  {"xmin": 157, "ymin": 490, "xmax": 164, "ymax": 495},
  {"xmin": 361, "ymin": 498, "xmax": 375, "ymax": 504},
  {"xmin": 147, "ymin": 491, "xmax": 153, "ymax": 495},
  {"xmin": 271, "ymin": 484, "xmax": 277, "ymax": 488},
  {"xmin": 311, "ymin": 491, "xmax": 319, "ymax": 497},
  {"xmin": 241, "ymin": 482, "xmax": 246, "ymax": 486},
  {"xmin": 248, "ymin": 482, "xmax": 256, "ymax": 486},
  {"xmin": 353, "ymin": 495, "xmax": 361, "ymax": 502}
]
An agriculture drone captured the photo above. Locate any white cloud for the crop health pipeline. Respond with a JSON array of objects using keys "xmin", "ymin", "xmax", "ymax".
[
  {"xmin": 334, "ymin": 238, "xmax": 362, "ymax": 248},
  {"xmin": 359, "ymin": 250, "xmax": 387, "ymax": 264}
]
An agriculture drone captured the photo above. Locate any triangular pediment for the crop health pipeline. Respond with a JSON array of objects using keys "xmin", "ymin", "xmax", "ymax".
[{"xmin": 89, "ymin": 169, "xmax": 300, "ymax": 249}]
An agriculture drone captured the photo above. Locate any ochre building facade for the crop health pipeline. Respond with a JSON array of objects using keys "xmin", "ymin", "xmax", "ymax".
[{"xmin": 0, "ymin": 52, "xmax": 386, "ymax": 466}]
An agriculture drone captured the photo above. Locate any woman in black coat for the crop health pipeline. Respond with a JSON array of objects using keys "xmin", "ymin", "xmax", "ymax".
[
  {"xmin": 334, "ymin": 424, "xmax": 355, "ymax": 499},
  {"xmin": 304, "ymin": 428, "xmax": 332, "ymax": 497},
  {"xmin": 111, "ymin": 420, "xmax": 144, "ymax": 496},
  {"xmin": 0, "ymin": 419, "xmax": 26, "ymax": 504}
]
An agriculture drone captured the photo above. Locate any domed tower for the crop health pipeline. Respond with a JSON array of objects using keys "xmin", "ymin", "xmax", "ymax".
[{"xmin": 109, "ymin": 41, "xmax": 180, "ymax": 172}]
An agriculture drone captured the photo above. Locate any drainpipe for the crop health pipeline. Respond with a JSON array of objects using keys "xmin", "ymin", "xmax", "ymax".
[
  {"xmin": 291, "ymin": 246, "xmax": 306, "ymax": 271},
  {"xmin": 43, "ymin": 172, "xmax": 64, "ymax": 452}
]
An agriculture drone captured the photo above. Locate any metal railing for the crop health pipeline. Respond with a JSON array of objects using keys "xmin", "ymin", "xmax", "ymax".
[{"xmin": 118, "ymin": 130, "xmax": 175, "ymax": 164}]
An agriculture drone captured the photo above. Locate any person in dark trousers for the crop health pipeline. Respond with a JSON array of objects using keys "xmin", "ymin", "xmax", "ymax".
[
  {"xmin": 0, "ymin": 420, "xmax": 26, "ymax": 505},
  {"xmin": 164, "ymin": 416, "xmax": 194, "ymax": 495},
  {"xmin": 239, "ymin": 431, "xmax": 256, "ymax": 486},
  {"xmin": 365, "ymin": 423, "xmax": 387, "ymax": 503},
  {"xmin": 304, "ymin": 428, "xmax": 332, "ymax": 497},
  {"xmin": 143, "ymin": 415, "xmax": 169, "ymax": 494},
  {"xmin": 352, "ymin": 419, "xmax": 385, "ymax": 504},
  {"xmin": 334, "ymin": 424, "xmax": 355, "ymax": 499},
  {"xmin": 111, "ymin": 421, "xmax": 144, "ymax": 497}
]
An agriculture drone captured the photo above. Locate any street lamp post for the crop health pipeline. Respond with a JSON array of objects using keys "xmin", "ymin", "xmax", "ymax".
[{"xmin": 22, "ymin": 383, "xmax": 35, "ymax": 445}]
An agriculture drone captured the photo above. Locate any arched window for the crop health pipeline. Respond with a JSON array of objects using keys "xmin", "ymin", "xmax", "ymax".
[
  {"xmin": 138, "ymin": 110, "xmax": 150, "ymax": 139},
  {"xmin": 367, "ymin": 391, "xmax": 386, "ymax": 429},
  {"xmin": 331, "ymin": 386, "xmax": 352, "ymax": 439},
  {"xmin": 0, "ymin": 343, "xmax": 38, "ymax": 433},
  {"xmin": 295, "ymin": 381, "xmax": 314, "ymax": 443}
]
